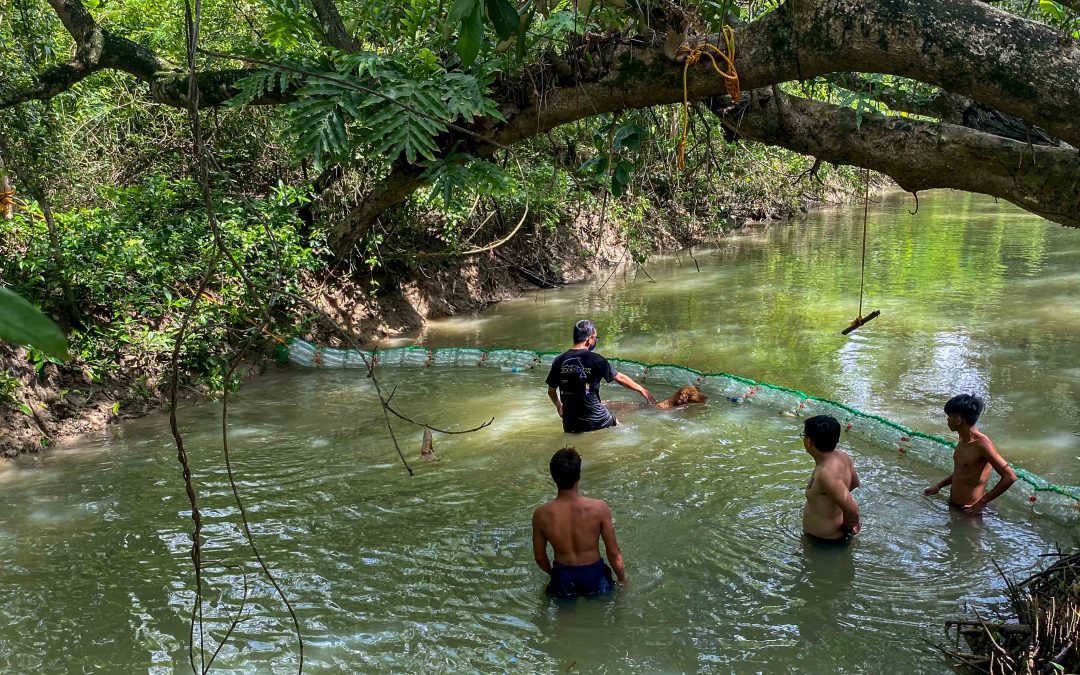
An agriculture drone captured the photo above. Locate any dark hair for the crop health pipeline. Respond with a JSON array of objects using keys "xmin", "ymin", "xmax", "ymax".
[
  {"xmin": 573, "ymin": 320, "xmax": 596, "ymax": 344},
  {"xmin": 803, "ymin": 415, "xmax": 841, "ymax": 452},
  {"xmin": 550, "ymin": 447, "xmax": 581, "ymax": 489},
  {"xmin": 944, "ymin": 394, "xmax": 984, "ymax": 426}
]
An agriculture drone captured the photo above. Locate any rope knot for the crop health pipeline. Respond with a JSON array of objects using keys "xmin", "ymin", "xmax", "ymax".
[{"xmin": 677, "ymin": 26, "xmax": 739, "ymax": 170}]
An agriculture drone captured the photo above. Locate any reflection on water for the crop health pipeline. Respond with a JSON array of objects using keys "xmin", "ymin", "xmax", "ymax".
[
  {"xmin": 409, "ymin": 190, "xmax": 1080, "ymax": 486},
  {"xmin": 0, "ymin": 368, "xmax": 1075, "ymax": 672}
]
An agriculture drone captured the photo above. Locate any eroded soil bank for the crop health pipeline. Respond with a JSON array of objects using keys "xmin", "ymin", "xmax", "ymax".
[{"xmin": 0, "ymin": 187, "xmax": 848, "ymax": 457}]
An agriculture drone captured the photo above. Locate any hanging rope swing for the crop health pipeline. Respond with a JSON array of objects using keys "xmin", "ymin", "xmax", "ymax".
[{"xmin": 841, "ymin": 168, "xmax": 881, "ymax": 335}]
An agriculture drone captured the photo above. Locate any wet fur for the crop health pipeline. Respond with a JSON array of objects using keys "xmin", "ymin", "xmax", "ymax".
[{"xmin": 605, "ymin": 385, "xmax": 707, "ymax": 413}]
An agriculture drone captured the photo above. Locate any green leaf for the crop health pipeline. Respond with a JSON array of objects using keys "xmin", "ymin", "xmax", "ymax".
[
  {"xmin": 1040, "ymin": 0, "xmax": 1066, "ymax": 21},
  {"xmin": 613, "ymin": 159, "xmax": 633, "ymax": 186},
  {"xmin": 579, "ymin": 155, "xmax": 608, "ymax": 176},
  {"xmin": 457, "ymin": 2, "xmax": 485, "ymax": 68},
  {"xmin": 486, "ymin": 0, "xmax": 520, "ymax": 41},
  {"xmin": 613, "ymin": 124, "xmax": 644, "ymax": 151},
  {"xmin": 0, "ymin": 288, "xmax": 68, "ymax": 361},
  {"xmin": 610, "ymin": 175, "xmax": 625, "ymax": 197},
  {"xmin": 448, "ymin": 0, "xmax": 478, "ymax": 23}
]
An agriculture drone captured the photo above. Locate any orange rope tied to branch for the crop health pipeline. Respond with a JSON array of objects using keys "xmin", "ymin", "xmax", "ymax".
[
  {"xmin": 0, "ymin": 189, "xmax": 14, "ymax": 219},
  {"xmin": 678, "ymin": 25, "xmax": 739, "ymax": 171}
]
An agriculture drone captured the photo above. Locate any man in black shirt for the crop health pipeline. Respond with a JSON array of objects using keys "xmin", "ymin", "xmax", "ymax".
[{"xmin": 545, "ymin": 320, "xmax": 656, "ymax": 433}]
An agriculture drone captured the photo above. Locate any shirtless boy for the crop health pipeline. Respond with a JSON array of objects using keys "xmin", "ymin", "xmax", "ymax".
[
  {"xmin": 531, "ymin": 447, "xmax": 627, "ymax": 598},
  {"xmin": 801, "ymin": 415, "xmax": 862, "ymax": 546},
  {"xmin": 923, "ymin": 394, "xmax": 1017, "ymax": 515}
]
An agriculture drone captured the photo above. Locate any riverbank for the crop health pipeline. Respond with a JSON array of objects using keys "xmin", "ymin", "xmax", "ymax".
[{"xmin": 0, "ymin": 171, "xmax": 863, "ymax": 457}]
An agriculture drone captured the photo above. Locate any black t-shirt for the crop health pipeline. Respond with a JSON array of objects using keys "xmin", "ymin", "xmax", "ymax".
[{"xmin": 545, "ymin": 349, "xmax": 619, "ymax": 433}]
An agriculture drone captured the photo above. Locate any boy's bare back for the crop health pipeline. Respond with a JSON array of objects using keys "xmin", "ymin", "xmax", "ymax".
[{"xmin": 532, "ymin": 495, "xmax": 609, "ymax": 566}]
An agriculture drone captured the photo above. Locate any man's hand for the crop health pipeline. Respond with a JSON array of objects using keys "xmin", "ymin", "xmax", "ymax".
[
  {"xmin": 555, "ymin": 403, "xmax": 563, "ymax": 418},
  {"xmin": 923, "ymin": 485, "xmax": 940, "ymax": 496},
  {"xmin": 840, "ymin": 520, "xmax": 862, "ymax": 537},
  {"xmin": 962, "ymin": 501, "xmax": 986, "ymax": 515},
  {"xmin": 640, "ymin": 388, "xmax": 656, "ymax": 404}
]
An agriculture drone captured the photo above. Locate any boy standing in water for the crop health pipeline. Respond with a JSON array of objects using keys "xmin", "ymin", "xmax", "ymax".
[
  {"xmin": 802, "ymin": 415, "xmax": 862, "ymax": 546},
  {"xmin": 924, "ymin": 394, "xmax": 1016, "ymax": 515},
  {"xmin": 532, "ymin": 447, "xmax": 627, "ymax": 597}
]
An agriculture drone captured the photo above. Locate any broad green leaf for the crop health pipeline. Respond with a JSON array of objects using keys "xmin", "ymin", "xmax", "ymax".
[
  {"xmin": 457, "ymin": 2, "xmax": 485, "ymax": 68},
  {"xmin": 1040, "ymin": 0, "xmax": 1066, "ymax": 21},
  {"xmin": 448, "ymin": 0, "xmax": 479, "ymax": 23},
  {"xmin": 485, "ymin": 0, "xmax": 520, "ymax": 41},
  {"xmin": 579, "ymin": 155, "xmax": 608, "ymax": 176},
  {"xmin": 613, "ymin": 124, "xmax": 644, "ymax": 151},
  {"xmin": 0, "ymin": 287, "xmax": 68, "ymax": 360},
  {"xmin": 610, "ymin": 175, "xmax": 625, "ymax": 197}
]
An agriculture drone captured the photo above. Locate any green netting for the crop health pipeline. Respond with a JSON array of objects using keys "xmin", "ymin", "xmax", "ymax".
[{"xmin": 286, "ymin": 340, "xmax": 1080, "ymax": 524}]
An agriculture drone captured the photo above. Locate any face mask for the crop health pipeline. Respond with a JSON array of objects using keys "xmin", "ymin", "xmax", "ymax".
[{"xmin": 588, "ymin": 337, "xmax": 597, "ymax": 352}]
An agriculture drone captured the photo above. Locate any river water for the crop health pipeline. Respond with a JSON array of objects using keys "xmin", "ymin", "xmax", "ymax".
[{"xmin": 0, "ymin": 190, "xmax": 1076, "ymax": 672}]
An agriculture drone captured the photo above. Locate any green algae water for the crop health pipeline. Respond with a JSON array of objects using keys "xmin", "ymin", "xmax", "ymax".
[
  {"xmin": 406, "ymin": 190, "xmax": 1080, "ymax": 487},
  {"xmin": 0, "ymin": 190, "xmax": 1077, "ymax": 672}
]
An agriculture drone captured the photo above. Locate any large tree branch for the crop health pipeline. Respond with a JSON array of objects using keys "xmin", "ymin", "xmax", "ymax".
[
  {"xmin": 9, "ymin": 0, "xmax": 1080, "ymax": 250},
  {"xmin": 0, "ymin": 0, "xmax": 283, "ymax": 109},
  {"xmin": 711, "ymin": 90, "xmax": 1080, "ymax": 228},
  {"xmin": 828, "ymin": 74, "xmax": 1062, "ymax": 146},
  {"xmin": 310, "ymin": 0, "xmax": 362, "ymax": 52},
  {"xmin": 329, "ymin": 0, "xmax": 1080, "ymax": 254}
]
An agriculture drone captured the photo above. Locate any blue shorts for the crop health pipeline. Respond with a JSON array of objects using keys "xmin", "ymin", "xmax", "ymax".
[
  {"xmin": 546, "ymin": 560, "xmax": 615, "ymax": 598},
  {"xmin": 804, "ymin": 531, "xmax": 854, "ymax": 548}
]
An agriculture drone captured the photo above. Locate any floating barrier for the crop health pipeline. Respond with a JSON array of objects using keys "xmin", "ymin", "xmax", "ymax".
[{"xmin": 286, "ymin": 340, "xmax": 1080, "ymax": 525}]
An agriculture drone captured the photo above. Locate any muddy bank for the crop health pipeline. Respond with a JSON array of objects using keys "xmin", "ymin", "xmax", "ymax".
[{"xmin": 0, "ymin": 186, "xmax": 852, "ymax": 457}]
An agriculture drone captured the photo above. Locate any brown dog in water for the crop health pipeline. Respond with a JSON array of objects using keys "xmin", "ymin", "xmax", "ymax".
[
  {"xmin": 655, "ymin": 385, "xmax": 708, "ymax": 409},
  {"xmin": 605, "ymin": 385, "xmax": 707, "ymax": 414}
]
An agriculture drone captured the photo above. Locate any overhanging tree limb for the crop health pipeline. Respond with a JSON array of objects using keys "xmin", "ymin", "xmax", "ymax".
[
  {"xmin": 7, "ymin": 0, "xmax": 1080, "ymax": 246},
  {"xmin": 711, "ymin": 90, "xmax": 1080, "ymax": 228},
  {"xmin": 328, "ymin": 0, "xmax": 1080, "ymax": 253},
  {"xmin": 827, "ymin": 73, "xmax": 1062, "ymax": 146},
  {"xmin": 0, "ymin": 0, "xmax": 284, "ymax": 109}
]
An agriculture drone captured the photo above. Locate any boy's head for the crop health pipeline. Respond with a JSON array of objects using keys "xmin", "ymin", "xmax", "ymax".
[
  {"xmin": 550, "ymin": 447, "xmax": 581, "ymax": 490},
  {"xmin": 944, "ymin": 394, "xmax": 984, "ymax": 429},
  {"xmin": 803, "ymin": 415, "xmax": 841, "ymax": 452}
]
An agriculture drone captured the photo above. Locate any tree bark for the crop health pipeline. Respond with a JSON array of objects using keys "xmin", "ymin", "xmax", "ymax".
[
  {"xmin": 828, "ymin": 74, "xmax": 1062, "ymax": 146},
  {"xmin": 711, "ymin": 90, "xmax": 1080, "ymax": 228},
  {"xmin": 310, "ymin": 0, "xmax": 362, "ymax": 53}
]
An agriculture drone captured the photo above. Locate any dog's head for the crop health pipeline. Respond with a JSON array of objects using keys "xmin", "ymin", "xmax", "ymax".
[
  {"xmin": 674, "ymin": 385, "xmax": 707, "ymax": 405},
  {"xmin": 657, "ymin": 385, "xmax": 708, "ymax": 408}
]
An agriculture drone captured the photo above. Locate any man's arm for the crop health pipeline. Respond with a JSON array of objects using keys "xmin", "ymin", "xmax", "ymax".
[
  {"xmin": 613, "ymin": 372, "xmax": 656, "ymax": 404},
  {"xmin": 964, "ymin": 441, "xmax": 1017, "ymax": 513},
  {"xmin": 598, "ymin": 502, "xmax": 626, "ymax": 584},
  {"xmin": 924, "ymin": 473, "xmax": 953, "ymax": 496},
  {"xmin": 531, "ymin": 510, "xmax": 552, "ymax": 575},
  {"xmin": 547, "ymin": 387, "xmax": 563, "ymax": 417},
  {"xmin": 823, "ymin": 473, "xmax": 861, "ymax": 535}
]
